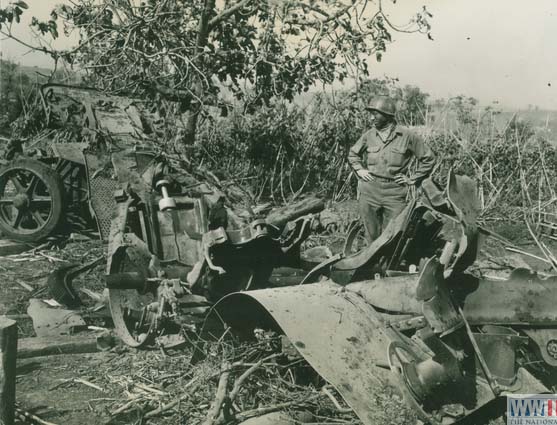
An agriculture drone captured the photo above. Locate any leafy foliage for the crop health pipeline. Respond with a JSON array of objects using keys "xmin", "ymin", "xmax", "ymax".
[
  {"xmin": 0, "ymin": 60, "xmax": 32, "ymax": 136},
  {"xmin": 0, "ymin": 60, "xmax": 81, "ymax": 138},
  {"xmin": 2, "ymin": 1, "xmax": 553, "ymax": 222},
  {"xmin": 193, "ymin": 82, "xmax": 556, "ymax": 222},
  {"xmin": 0, "ymin": 1, "xmax": 27, "ymax": 26},
  {"xmin": 0, "ymin": 0, "xmax": 432, "ymax": 144}
]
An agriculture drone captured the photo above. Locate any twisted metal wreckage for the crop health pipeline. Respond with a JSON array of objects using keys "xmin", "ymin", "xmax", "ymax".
[{"xmin": 1, "ymin": 85, "xmax": 557, "ymax": 424}]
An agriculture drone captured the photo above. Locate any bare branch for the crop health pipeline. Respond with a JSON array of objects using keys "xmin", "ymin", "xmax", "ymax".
[{"xmin": 209, "ymin": 0, "xmax": 253, "ymax": 29}]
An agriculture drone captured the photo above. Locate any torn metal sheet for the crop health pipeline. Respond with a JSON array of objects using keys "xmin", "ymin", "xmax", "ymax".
[
  {"xmin": 50, "ymin": 143, "xmax": 89, "ymax": 165},
  {"xmin": 214, "ymin": 275, "xmax": 554, "ymax": 424},
  {"xmin": 454, "ymin": 269, "xmax": 557, "ymax": 325},
  {"xmin": 346, "ymin": 270, "xmax": 557, "ymax": 326},
  {"xmin": 416, "ymin": 258, "xmax": 462, "ymax": 334},
  {"xmin": 444, "ymin": 171, "xmax": 480, "ymax": 276},
  {"xmin": 27, "ymin": 298, "xmax": 86, "ymax": 337},
  {"xmin": 214, "ymin": 282, "xmax": 421, "ymax": 425}
]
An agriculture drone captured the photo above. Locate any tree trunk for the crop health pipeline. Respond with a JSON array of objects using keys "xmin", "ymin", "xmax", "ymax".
[
  {"xmin": 184, "ymin": 102, "xmax": 201, "ymax": 146},
  {"xmin": 183, "ymin": 0, "xmax": 216, "ymax": 146},
  {"xmin": 0, "ymin": 318, "xmax": 17, "ymax": 425}
]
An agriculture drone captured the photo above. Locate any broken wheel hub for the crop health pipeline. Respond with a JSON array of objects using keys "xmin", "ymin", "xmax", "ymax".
[
  {"xmin": 13, "ymin": 193, "xmax": 30, "ymax": 210},
  {"xmin": 547, "ymin": 340, "xmax": 557, "ymax": 359}
]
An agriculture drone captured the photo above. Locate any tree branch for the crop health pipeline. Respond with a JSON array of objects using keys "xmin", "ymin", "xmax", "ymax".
[
  {"xmin": 228, "ymin": 353, "xmax": 282, "ymax": 403},
  {"xmin": 208, "ymin": 0, "xmax": 253, "ymax": 29},
  {"xmin": 283, "ymin": 0, "xmax": 356, "ymax": 29},
  {"xmin": 377, "ymin": 0, "xmax": 429, "ymax": 34},
  {"xmin": 0, "ymin": 29, "xmax": 53, "ymax": 56},
  {"xmin": 202, "ymin": 361, "xmax": 231, "ymax": 425}
]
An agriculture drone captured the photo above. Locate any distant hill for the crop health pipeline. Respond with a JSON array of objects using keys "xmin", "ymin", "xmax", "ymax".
[
  {"xmin": 1, "ymin": 60, "xmax": 52, "ymax": 82},
  {"xmin": 427, "ymin": 104, "xmax": 557, "ymax": 144},
  {"xmin": 0, "ymin": 60, "xmax": 80, "ymax": 85},
  {"xmin": 500, "ymin": 109, "xmax": 557, "ymax": 131}
]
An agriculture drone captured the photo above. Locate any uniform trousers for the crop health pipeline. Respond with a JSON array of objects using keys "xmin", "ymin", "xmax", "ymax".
[{"xmin": 358, "ymin": 178, "xmax": 408, "ymax": 242}]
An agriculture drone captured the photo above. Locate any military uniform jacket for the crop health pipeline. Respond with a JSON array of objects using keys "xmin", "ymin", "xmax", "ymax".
[{"xmin": 347, "ymin": 124, "xmax": 435, "ymax": 183}]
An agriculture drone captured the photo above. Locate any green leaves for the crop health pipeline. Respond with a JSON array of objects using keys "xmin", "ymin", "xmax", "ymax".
[
  {"xmin": 0, "ymin": 1, "xmax": 28, "ymax": 27},
  {"xmin": 30, "ymin": 16, "xmax": 59, "ymax": 38},
  {"xmin": 0, "ymin": 0, "xmax": 433, "ymax": 147}
]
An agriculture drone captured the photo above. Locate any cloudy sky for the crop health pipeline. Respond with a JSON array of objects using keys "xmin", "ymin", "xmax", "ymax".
[{"xmin": 1, "ymin": 0, "xmax": 556, "ymax": 109}]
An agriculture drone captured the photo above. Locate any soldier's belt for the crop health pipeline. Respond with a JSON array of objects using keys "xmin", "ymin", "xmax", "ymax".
[{"xmin": 368, "ymin": 173, "xmax": 395, "ymax": 182}]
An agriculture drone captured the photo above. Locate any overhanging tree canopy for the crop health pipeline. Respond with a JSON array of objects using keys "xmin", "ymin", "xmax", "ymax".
[{"xmin": 1, "ymin": 0, "xmax": 432, "ymax": 143}]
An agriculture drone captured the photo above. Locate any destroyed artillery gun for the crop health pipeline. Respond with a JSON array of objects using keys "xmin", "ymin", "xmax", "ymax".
[
  {"xmin": 0, "ymin": 137, "xmax": 93, "ymax": 242},
  {"xmin": 103, "ymin": 146, "xmax": 324, "ymax": 347},
  {"xmin": 0, "ymin": 84, "xmax": 172, "ymax": 242},
  {"xmin": 0, "ymin": 85, "xmax": 323, "ymax": 336},
  {"xmin": 207, "ymin": 171, "xmax": 557, "ymax": 424}
]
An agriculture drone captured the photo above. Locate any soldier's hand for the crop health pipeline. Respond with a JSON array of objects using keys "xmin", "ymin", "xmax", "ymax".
[
  {"xmin": 394, "ymin": 174, "xmax": 413, "ymax": 186},
  {"xmin": 356, "ymin": 169, "xmax": 374, "ymax": 182}
]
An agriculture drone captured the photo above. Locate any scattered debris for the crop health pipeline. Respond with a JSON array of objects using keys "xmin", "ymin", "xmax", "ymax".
[
  {"xmin": 15, "ymin": 404, "xmax": 58, "ymax": 425},
  {"xmin": 17, "ymin": 334, "xmax": 104, "ymax": 359},
  {"xmin": 47, "ymin": 256, "xmax": 105, "ymax": 307},
  {"xmin": 1, "ymin": 85, "xmax": 556, "ymax": 425},
  {"xmin": 211, "ymin": 172, "xmax": 557, "ymax": 425},
  {"xmin": 27, "ymin": 298, "xmax": 86, "ymax": 337}
]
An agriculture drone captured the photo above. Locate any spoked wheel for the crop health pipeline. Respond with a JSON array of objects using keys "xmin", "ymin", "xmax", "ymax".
[
  {"xmin": 108, "ymin": 245, "xmax": 158, "ymax": 348},
  {"xmin": 0, "ymin": 158, "xmax": 64, "ymax": 242}
]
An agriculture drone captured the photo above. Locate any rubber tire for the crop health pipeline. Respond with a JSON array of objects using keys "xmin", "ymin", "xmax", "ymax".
[{"xmin": 0, "ymin": 157, "xmax": 65, "ymax": 242}]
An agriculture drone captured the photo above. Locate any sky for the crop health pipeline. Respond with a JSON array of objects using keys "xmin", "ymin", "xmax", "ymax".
[{"xmin": 1, "ymin": 0, "xmax": 557, "ymax": 110}]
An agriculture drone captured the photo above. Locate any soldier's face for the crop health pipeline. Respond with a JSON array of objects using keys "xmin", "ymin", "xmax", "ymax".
[{"xmin": 370, "ymin": 110, "xmax": 391, "ymax": 128}]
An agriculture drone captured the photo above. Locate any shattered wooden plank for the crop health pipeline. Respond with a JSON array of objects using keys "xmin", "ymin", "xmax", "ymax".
[{"xmin": 17, "ymin": 334, "xmax": 100, "ymax": 359}]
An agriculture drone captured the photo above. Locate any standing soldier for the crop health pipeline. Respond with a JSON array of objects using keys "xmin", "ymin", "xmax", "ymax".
[{"xmin": 348, "ymin": 96, "xmax": 435, "ymax": 242}]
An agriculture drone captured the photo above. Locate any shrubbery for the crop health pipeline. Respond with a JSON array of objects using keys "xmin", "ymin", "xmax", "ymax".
[
  {"xmin": 2, "ymin": 71, "xmax": 555, "ymax": 223},
  {"xmin": 193, "ymin": 86, "xmax": 556, "ymax": 224}
]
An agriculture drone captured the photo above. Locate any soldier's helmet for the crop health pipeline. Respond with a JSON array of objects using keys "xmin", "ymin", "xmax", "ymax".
[{"xmin": 366, "ymin": 97, "xmax": 396, "ymax": 116}]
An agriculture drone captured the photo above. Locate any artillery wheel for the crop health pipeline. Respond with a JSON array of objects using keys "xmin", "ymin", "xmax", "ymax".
[
  {"xmin": 108, "ymin": 245, "xmax": 158, "ymax": 348},
  {"xmin": 0, "ymin": 158, "xmax": 64, "ymax": 242}
]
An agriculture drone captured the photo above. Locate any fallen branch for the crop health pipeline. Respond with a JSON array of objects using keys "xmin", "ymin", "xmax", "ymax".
[
  {"xmin": 143, "ymin": 377, "xmax": 200, "ymax": 419},
  {"xmin": 505, "ymin": 247, "xmax": 552, "ymax": 265},
  {"xmin": 109, "ymin": 396, "xmax": 144, "ymax": 418},
  {"xmin": 37, "ymin": 252, "xmax": 66, "ymax": 263},
  {"xmin": 231, "ymin": 394, "xmax": 320, "ymax": 423},
  {"xmin": 229, "ymin": 353, "xmax": 282, "ymax": 403},
  {"xmin": 14, "ymin": 279, "xmax": 34, "ymax": 292},
  {"xmin": 49, "ymin": 378, "xmax": 104, "ymax": 392},
  {"xmin": 133, "ymin": 382, "xmax": 166, "ymax": 397},
  {"xmin": 15, "ymin": 405, "xmax": 58, "ymax": 425},
  {"xmin": 202, "ymin": 361, "xmax": 231, "ymax": 425},
  {"xmin": 541, "ymin": 241, "xmax": 557, "ymax": 268},
  {"xmin": 321, "ymin": 385, "xmax": 353, "ymax": 413}
]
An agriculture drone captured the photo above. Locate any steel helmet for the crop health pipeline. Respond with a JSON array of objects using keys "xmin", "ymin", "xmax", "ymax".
[{"xmin": 366, "ymin": 97, "xmax": 396, "ymax": 116}]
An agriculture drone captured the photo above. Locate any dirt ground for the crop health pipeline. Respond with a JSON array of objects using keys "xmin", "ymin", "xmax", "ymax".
[
  {"xmin": 2, "ymin": 222, "xmax": 556, "ymax": 425},
  {"xmin": 17, "ymin": 351, "xmax": 125, "ymax": 425},
  {"xmin": 0, "ymin": 239, "xmax": 106, "ymax": 317},
  {"xmin": 16, "ymin": 348, "xmax": 207, "ymax": 425}
]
